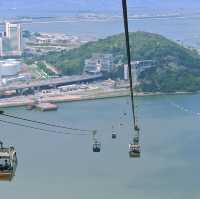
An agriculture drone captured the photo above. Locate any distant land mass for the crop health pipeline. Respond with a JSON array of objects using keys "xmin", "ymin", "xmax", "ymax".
[
  {"xmin": 0, "ymin": 0, "xmax": 200, "ymax": 16},
  {"xmin": 30, "ymin": 31, "xmax": 200, "ymax": 92}
]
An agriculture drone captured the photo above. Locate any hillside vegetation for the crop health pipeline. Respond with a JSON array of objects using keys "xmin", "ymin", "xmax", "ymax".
[{"xmin": 28, "ymin": 31, "xmax": 200, "ymax": 92}]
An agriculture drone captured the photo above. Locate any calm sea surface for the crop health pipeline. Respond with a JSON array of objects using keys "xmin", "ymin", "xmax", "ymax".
[{"xmin": 0, "ymin": 94, "xmax": 200, "ymax": 199}]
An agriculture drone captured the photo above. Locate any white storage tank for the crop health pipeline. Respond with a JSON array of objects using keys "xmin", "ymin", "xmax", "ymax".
[{"xmin": 0, "ymin": 59, "xmax": 21, "ymax": 77}]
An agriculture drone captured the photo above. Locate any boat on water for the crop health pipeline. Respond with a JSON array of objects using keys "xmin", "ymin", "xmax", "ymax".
[{"xmin": 0, "ymin": 142, "xmax": 17, "ymax": 181}]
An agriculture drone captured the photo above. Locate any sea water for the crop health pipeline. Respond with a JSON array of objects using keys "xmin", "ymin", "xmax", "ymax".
[{"xmin": 0, "ymin": 95, "xmax": 200, "ymax": 199}]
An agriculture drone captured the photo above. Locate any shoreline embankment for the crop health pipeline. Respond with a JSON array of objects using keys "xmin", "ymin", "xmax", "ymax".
[{"xmin": 0, "ymin": 89, "xmax": 195, "ymax": 109}]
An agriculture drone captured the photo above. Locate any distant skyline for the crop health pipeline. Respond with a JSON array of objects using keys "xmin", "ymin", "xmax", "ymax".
[{"xmin": 0, "ymin": 0, "xmax": 200, "ymax": 17}]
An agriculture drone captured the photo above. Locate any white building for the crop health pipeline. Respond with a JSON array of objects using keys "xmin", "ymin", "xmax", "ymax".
[
  {"xmin": 0, "ymin": 38, "xmax": 3, "ymax": 57},
  {"xmin": 84, "ymin": 53, "xmax": 114, "ymax": 74},
  {"xmin": 124, "ymin": 64, "xmax": 129, "ymax": 80},
  {"xmin": 0, "ymin": 22, "xmax": 22, "ymax": 57},
  {"xmin": 124, "ymin": 60, "xmax": 154, "ymax": 84},
  {"xmin": 0, "ymin": 59, "xmax": 21, "ymax": 77},
  {"xmin": 84, "ymin": 58, "xmax": 101, "ymax": 74},
  {"xmin": 124, "ymin": 63, "xmax": 138, "ymax": 85},
  {"xmin": 93, "ymin": 53, "xmax": 114, "ymax": 72}
]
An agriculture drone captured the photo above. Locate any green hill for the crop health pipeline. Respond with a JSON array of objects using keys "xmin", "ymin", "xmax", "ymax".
[{"xmin": 34, "ymin": 31, "xmax": 200, "ymax": 92}]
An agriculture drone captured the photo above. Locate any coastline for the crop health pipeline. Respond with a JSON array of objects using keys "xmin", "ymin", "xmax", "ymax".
[{"xmin": 0, "ymin": 89, "xmax": 195, "ymax": 109}]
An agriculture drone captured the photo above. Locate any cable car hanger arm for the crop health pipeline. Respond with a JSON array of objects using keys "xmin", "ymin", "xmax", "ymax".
[{"xmin": 122, "ymin": 0, "xmax": 139, "ymax": 131}]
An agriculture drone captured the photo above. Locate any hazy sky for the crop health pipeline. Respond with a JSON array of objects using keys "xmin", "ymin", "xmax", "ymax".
[
  {"xmin": 0, "ymin": 0, "xmax": 200, "ymax": 11},
  {"xmin": 0, "ymin": 0, "xmax": 199, "ymax": 18}
]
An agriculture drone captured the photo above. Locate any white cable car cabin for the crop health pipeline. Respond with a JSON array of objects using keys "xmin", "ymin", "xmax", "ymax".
[
  {"xmin": 129, "ymin": 143, "xmax": 140, "ymax": 158},
  {"xmin": 0, "ymin": 142, "xmax": 17, "ymax": 181}
]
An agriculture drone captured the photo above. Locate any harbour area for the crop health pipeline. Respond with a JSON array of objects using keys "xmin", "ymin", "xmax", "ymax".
[
  {"xmin": 0, "ymin": 77, "xmax": 156, "ymax": 109},
  {"xmin": 0, "ymin": 82, "xmax": 131, "ymax": 108},
  {"xmin": 0, "ymin": 80, "xmax": 191, "ymax": 109}
]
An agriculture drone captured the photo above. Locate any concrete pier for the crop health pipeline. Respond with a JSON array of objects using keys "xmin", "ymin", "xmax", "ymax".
[{"xmin": 35, "ymin": 103, "xmax": 58, "ymax": 111}]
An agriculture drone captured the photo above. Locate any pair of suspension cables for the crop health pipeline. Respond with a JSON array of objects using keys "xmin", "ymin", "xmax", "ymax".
[{"xmin": 0, "ymin": 111, "xmax": 94, "ymax": 136}]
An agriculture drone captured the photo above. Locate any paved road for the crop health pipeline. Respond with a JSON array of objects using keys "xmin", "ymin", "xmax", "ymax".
[{"xmin": 0, "ymin": 74, "xmax": 103, "ymax": 92}]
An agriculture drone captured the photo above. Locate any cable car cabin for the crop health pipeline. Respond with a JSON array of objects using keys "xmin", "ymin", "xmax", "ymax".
[
  {"xmin": 93, "ymin": 141, "xmax": 101, "ymax": 152},
  {"xmin": 129, "ymin": 134, "xmax": 140, "ymax": 158},
  {"xmin": 112, "ymin": 132, "xmax": 117, "ymax": 139},
  {"xmin": 129, "ymin": 143, "xmax": 140, "ymax": 158},
  {"xmin": 0, "ymin": 145, "xmax": 17, "ymax": 181}
]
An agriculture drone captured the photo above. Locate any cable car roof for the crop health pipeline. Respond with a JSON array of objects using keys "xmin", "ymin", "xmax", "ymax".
[
  {"xmin": 0, "ymin": 149, "xmax": 9, "ymax": 156},
  {"xmin": 129, "ymin": 144, "xmax": 140, "ymax": 147},
  {"xmin": 0, "ymin": 147, "xmax": 16, "ymax": 157},
  {"xmin": 0, "ymin": 151, "xmax": 13, "ymax": 158}
]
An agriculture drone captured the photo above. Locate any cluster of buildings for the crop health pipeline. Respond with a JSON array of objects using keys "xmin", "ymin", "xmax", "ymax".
[
  {"xmin": 33, "ymin": 33, "xmax": 80, "ymax": 46},
  {"xmin": 25, "ymin": 32, "xmax": 97, "ymax": 54},
  {"xmin": 83, "ymin": 54, "xmax": 154, "ymax": 87},
  {"xmin": 84, "ymin": 53, "xmax": 114, "ymax": 74},
  {"xmin": 0, "ymin": 22, "xmax": 22, "ymax": 57}
]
